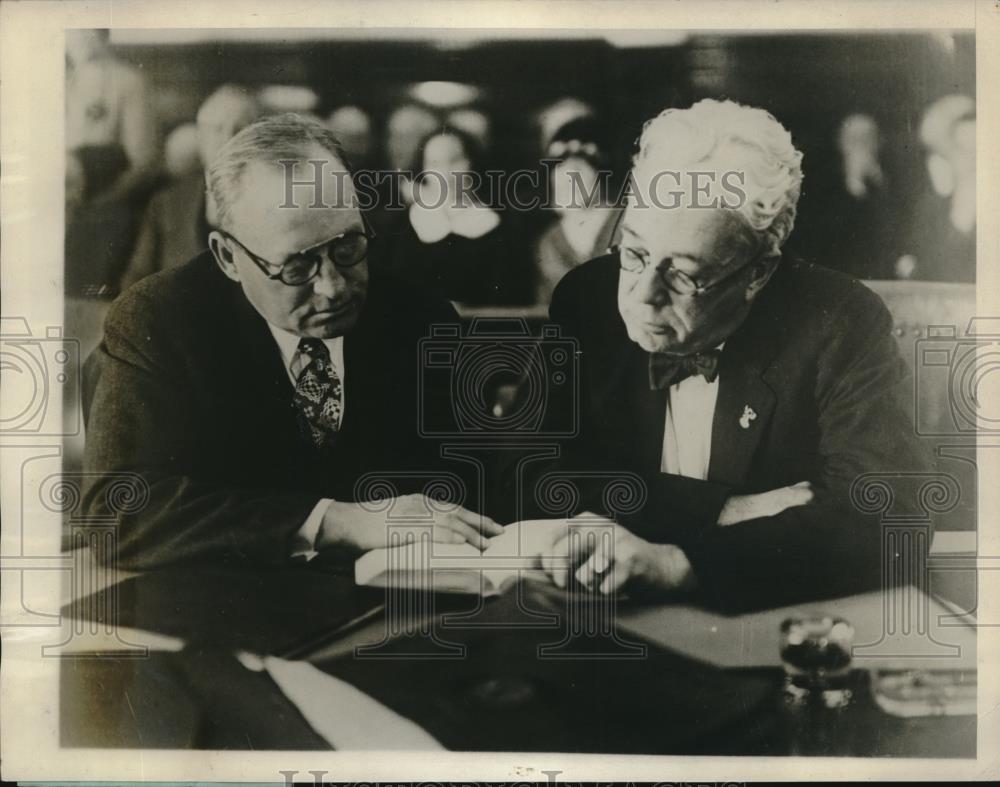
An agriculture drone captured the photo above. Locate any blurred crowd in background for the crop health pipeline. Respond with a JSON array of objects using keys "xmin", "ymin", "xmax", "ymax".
[{"xmin": 65, "ymin": 28, "xmax": 977, "ymax": 313}]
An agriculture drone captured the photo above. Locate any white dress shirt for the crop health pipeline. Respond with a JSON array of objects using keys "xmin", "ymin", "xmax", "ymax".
[
  {"xmin": 659, "ymin": 345, "xmax": 724, "ymax": 481},
  {"xmin": 266, "ymin": 324, "xmax": 345, "ymax": 559}
]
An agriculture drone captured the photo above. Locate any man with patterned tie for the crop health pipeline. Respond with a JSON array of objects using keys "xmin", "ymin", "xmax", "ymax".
[
  {"xmin": 83, "ymin": 113, "xmax": 501, "ymax": 569},
  {"xmin": 541, "ymin": 99, "xmax": 930, "ymax": 610}
]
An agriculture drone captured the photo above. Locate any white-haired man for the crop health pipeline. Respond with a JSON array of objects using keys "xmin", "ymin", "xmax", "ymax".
[{"xmin": 542, "ymin": 99, "xmax": 930, "ymax": 610}]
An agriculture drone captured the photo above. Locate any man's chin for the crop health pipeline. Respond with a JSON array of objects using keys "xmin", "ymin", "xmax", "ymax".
[
  {"xmin": 303, "ymin": 306, "xmax": 361, "ymax": 338},
  {"xmin": 628, "ymin": 324, "xmax": 679, "ymax": 354}
]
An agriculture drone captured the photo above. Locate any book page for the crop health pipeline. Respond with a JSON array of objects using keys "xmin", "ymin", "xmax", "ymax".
[{"xmin": 354, "ymin": 518, "xmax": 574, "ymax": 587}]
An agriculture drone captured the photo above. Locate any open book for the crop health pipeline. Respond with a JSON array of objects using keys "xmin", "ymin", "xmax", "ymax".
[{"xmin": 354, "ymin": 519, "xmax": 574, "ymax": 597}]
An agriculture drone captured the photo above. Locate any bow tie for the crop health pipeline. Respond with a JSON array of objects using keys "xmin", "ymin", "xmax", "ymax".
[{"xmin": 649, "ymin": 349, "xmax": 722, "ymax": 390}]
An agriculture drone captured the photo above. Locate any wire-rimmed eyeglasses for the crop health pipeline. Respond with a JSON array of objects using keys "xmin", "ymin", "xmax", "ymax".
[{"xmin": 608, "ymin": 242, "xmax": 758, "ymax": 296}]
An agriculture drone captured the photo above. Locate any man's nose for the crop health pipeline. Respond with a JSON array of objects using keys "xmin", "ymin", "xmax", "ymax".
[
  {"xmin": 311, "ymin": 258, "xmax": 347, "ymax": 298},
  {"xmin": 633, "ymin": 263, "xmax": 670, "ymax": 307}
]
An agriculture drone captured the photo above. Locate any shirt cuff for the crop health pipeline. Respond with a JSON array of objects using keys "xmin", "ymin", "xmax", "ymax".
[{"xmin": 291, "ymin": 498, "xmax": 334, "ymax": 562}]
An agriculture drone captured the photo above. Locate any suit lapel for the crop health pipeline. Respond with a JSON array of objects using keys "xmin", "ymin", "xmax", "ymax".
[
  {"xmin": 706, "ymin": 279, "xmax": 789, "ymax": 487},
  {"xmin": 339, "ymin": 318, "xmax": 369, "ymax": 440},
  {"xmin": 226, "ymin": 279, "xmax": 297, "ymax": 415},
  {"xmin": 708, "ymin": 345, "xmax": 776, "ymax": 486},
  {"xmin": 340, "ymin": 282, "xmax": 384, "ymax": 428}
]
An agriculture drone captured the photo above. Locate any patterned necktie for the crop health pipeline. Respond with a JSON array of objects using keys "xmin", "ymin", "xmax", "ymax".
[
  {"xmin": 648, "ymin": 348, "xmax": 722, "ymax": 390},
  {"xmin": 293, "ymin": 338, "xmax": 343, "ymax": 447}
]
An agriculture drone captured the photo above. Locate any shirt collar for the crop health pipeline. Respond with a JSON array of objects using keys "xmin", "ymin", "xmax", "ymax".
[{"xmin": 266, "ymin": 323, "xmax": 343, "ymax": 375}]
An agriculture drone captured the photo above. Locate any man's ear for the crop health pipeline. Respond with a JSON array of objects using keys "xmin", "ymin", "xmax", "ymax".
[
  {"xmin": 208, "ymin": 230, "xmax": 241, "ymax": 283},
  {"xmin": 744, "ymin": 254, "xmax": 780, "ymax": 302}
]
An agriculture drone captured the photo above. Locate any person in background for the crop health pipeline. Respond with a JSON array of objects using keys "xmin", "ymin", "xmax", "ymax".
[
  {"xmin": 65, "ymin": 28, "xmax": 161, "ymax": 297},
  {"xmin": 162, "ymin": 122, "xmax": 202, "ymax": 179},
  {"xmin": 326, "ymin": 105, "xmax": 384, "ymax": 234},
  {"xmin": 66, "ymin": 28, "xmax": 160, "ymax": 205},
  {"xmin": 536, "ymin": 96, "xmax": 596, "ymax": 155},
  {"xmin": 790, "ymin": 113, "xmax": 900, "ymax": 279},
  {"xmin": 838, "ymin": 114, "xmax": 885, "ymax": 200},
  {"xmin": 66, "ymin": 151, "xmax": 86, "ymax": 223},
  {"xmin": 119, "ymin": 84, "xmax": 261, "ymax": 291},
  {"xmin": 446, "ymin": 107, "xmax": 492, "ymax": 152},
  {"xmin": 385, "ymin": 103, "xmax": 440, "ymax": 174},
  {"xmin": 533, "ymin": 117, "xmax": 621, "ymax": 305},
  {"xmin": 374, "ymin": 104, "xmax": 442, "ymax": 231},
  {"xmin": 828, "ymin": 114, "xmax": 899, "ymax": 279},
  {"xmin": 896, "ymin": 94, "xmax": 975, "ymax": 282},
  {"xmin": 326, "ymin": 105, "xmax": 374, "ymax": 170},
  {"xmin": 382, "ymin": 126, "xmax": 533, "ymax": 307},
  {"xmin": 257, "ymin": 84, "xmax": 320, "ymax": 116}
]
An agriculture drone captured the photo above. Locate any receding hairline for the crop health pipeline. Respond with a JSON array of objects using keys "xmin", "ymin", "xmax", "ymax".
[
  {"xmin": 215, "ymin": 141, "xmax": 353, "ymax": 192},
  {"xmin": 207, "ymin": 113, "xmax": 356, "ymax": 231},
  {"xmin": 223, "ymin": 146, "xmax": 357, "ymax": 220}
]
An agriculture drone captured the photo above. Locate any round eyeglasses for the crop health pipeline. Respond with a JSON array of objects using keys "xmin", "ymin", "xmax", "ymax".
[
  {"xmin": 220, "ymin": 224, "xmax": 375, "ymax": 286},
  {"xmin": 610, "ymin": 244, "xmax": 757, "ymax": 297}
]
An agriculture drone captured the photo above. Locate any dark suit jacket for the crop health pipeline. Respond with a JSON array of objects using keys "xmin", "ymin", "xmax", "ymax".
[
  {"xmin": 546, "ymin": 254, "xmax": 932, "ymax": 611},
  {"xmin": 118, "ymin": 172, "xmax": 210, "ymax": 292},
  {"xmin": 82, "ymin": 252, "xmax": 459, "ymax": 570}
]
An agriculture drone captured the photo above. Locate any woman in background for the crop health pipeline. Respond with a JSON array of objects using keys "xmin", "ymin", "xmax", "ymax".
[
  {"xmin": 533, "ymin": 117, "xmax": 621, "ymax": 305},
  {"xmin": 382, "ymin": 126, "xmax": 533, "ymax": 307},
  {"xmin": 897, "ymin": 95, "xmax": 976, "ymax": 282}
]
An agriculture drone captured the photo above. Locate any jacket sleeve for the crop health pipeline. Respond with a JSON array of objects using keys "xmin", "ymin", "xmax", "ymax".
[
  {"xmin": 82, "ymin": 289, "xmax": 320, "ymax": 570},
  {"xmin": 682, "ymin": 287, "xmax": 934, "ymax": 611}
]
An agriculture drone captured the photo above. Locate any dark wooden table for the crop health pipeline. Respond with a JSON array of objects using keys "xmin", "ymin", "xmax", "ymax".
[{"xmin": 59, "ymin": 560, "xmax": 976, "ymax": 757}]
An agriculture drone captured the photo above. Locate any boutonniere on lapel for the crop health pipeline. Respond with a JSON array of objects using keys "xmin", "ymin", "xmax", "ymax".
[{"xmin": 739, "ymin": 404, "xmax": 758, "ymax": 430}]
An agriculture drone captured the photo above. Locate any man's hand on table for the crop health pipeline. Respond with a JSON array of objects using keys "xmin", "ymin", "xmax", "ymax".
[
  {"xmin": 317, "ymin": 495, "xmax": 503, "ymax": 552},
  {"xmin": 539, "ymin": 515, "xmax": 697, "ymax": 596},
  {"xmin": 533, "ymin": 480, "xmax": 814, "ymax": 596}
]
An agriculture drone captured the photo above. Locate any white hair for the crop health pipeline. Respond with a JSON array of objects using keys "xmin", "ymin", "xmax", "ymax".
[{"xmin": 632, "ymin": 98, "xmax": 804, "ymax": 257}]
